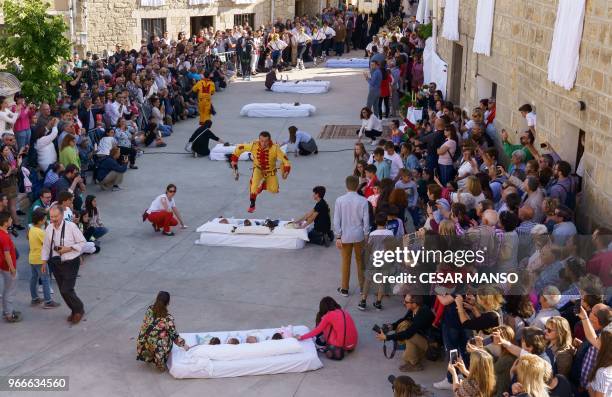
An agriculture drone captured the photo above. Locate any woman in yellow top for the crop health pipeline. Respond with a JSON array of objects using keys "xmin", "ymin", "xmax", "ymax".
[
  {"xmin": 28, "ymin": 208, "xmax": 60, "ymax": 308},
  {"xmin": 59, "ymin": 134, "xmax": 80, "ymax": 170},
  {"xmin": 192, "ymin": 71, "xmax": 216, "ymax": 125}
]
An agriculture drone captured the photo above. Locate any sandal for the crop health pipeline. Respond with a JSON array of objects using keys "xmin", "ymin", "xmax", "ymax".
[{"xmin": 163, "ymin": 231, "xmax": 175, "ymax": 236}]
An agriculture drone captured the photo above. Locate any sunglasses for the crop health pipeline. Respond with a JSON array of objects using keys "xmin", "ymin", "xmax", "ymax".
[{"xmin": 168, "ymin": 190, "xmax": 176, "ymax": 193}]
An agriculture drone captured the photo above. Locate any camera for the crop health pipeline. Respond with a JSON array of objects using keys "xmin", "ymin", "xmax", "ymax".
[
  {"xmin": 373, "ymin": 324, "xmax": 391, "ymax": 334},
  {"xmin": 372, "ymin": 324, "xmax": 382, "ymax": 334},
  {"xmin": 573, "ymin": 299, "xmax": 582, "ymax": 315}
]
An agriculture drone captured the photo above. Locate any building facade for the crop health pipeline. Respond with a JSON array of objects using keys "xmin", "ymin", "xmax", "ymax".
[
  {"xmin": 434, "ymin": 0, "xmax": 611, "ymax": 231},
  {"xmin": 39, "ymin": 0, "xmax": 323, "ymax": 55}
]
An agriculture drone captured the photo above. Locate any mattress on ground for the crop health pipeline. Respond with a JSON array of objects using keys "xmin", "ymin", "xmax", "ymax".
[
  {"xmin": 240, "ymin": 103, "xmax": 316, "ymax": 118},
  {"xmin": 325, "ymin": 58, "xmax": 370, "ymax": 68},
  {"xmin": 195, "ymin": 218, "xmax": 311, "ymax": 249},
  {"xmin": 209, "ymin": 144, "xmax": 287, "ymax": 161},
  {"xmin": 271, "ymin": 80, "xmax": 330, "ymax": 94},
  {"xmin": 168, "ymin": 325, "xmax": 323, "ymax": 378}
]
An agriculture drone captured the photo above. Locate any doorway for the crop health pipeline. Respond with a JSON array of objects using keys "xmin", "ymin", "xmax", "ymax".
[
  {"xmin": 449, "ymin": 42, "xmax": 463, "ymax": 105},
  {"xmin": 190, "ymin": 16, "xmax": 214, "ymax": 37}
]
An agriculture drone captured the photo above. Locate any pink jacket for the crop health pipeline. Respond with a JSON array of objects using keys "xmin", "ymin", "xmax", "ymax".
[
  {"xmin": 299, "ymin": 309, "xmax": 358, "ymax": 350},
  {"xmin": 11, "ymin": 106, "xmax": 32, "ymax": 132}
]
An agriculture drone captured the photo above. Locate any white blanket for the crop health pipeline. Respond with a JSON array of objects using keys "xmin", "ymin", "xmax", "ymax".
[
  {"xmin": 423, "ymin": 38, "xmax": 448, "ymax": 97},
  {"xmin": 416, "ymin": 0, "xmax": 430, "ymax": 24},
  {"xmin": 240, "ymin": 103, "xmax": 316, "ymax": 118},
  {"xmin": 325, "ymin": 58, "xmax": 370, "ymax": 68},
  {"xmin": 547, "ymin": 0, "xmax": 586, "ymax": 90},
  {"xmin": 209, "ymin": 143, "xmax": 287, "ymax": 161},
  {"xmin": 441, "ymin": 0, "xmax": 460, "ymax": 41},
  {"xmin": 168, "ymin": 326, "xmax": 323, "ymax": 379},
  {"xmin": 271, "ymin": 80, "xmax": 331, "ymax": 94},
  {"xmin": 473, "ymin": 0, "xmax": 496, "ymax": 56},
  {"xmin": 195, "ymin": 218, "xmax": 312, "ymax": 249}
]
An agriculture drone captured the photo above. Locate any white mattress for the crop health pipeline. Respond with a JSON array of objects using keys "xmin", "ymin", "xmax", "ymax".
[
  {"xmin": 325, "ymin": 58, "xmax": 370, "ymax": 68},
  {"xmin": 168, "ymin": 325, "xmax": 323, "ymax": 379},
  {"xmin": 271, "ymin": 80, "xmax": 330, "ymax": 94},
  {"xmin": 240, "ymin": 103, "xmax": 316, "ymax": 118},
  {"xmin": 195, "ymin": 218, "xmax": 312, "ymax": 249},
  {"xmin": 209, "ymin": 144, "xmax": 287, "ymax": 161}
]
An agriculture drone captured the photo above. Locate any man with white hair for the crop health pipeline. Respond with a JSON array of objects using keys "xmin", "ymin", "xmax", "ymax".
[{"xmin": 531, "ymin": 285, "xmax": 561, "ymax": 330}]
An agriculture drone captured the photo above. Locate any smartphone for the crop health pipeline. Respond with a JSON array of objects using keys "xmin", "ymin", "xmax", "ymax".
[
  {"xmin": 573, "ymin": 299, "xmax": 582, "ymax": 315},
  {"xmin": 372, "ymin": 324, "xmax": 382, "ymax": 334},
  {"xmin": 449, "ymin": 349, "xmax": 459, "ymax": 364}
]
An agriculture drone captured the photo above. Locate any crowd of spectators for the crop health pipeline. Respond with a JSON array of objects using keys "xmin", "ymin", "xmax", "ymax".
[{"xmin": 328, "ymin": 6, "xmax": 612, "ymax": 397}]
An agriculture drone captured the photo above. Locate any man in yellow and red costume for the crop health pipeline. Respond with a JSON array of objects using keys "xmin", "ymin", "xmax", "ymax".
[{"xmin": 231, "ymin": 131, "xmax": 291, "ymax": 213}]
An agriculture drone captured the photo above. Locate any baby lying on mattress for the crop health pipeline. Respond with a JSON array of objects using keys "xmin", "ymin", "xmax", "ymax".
[{"xmin": 196, "ymin": 332, "xmax": 284, "ymax": 346}]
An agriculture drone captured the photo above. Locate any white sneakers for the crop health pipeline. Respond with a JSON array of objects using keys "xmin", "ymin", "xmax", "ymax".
[{"xmin": 433, "ymin": 379, "xmax": 453, "ymax": 390}]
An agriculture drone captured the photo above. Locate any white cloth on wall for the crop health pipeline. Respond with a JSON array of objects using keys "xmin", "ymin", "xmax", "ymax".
[
  {"xmin": 547, "ymin": 0, "xmax": 586, "ymax": 90},
  {"xmin": 473, "ymin": 0, "xmax": 495, "ymax": 56},
  {"xmin": 141, "ymin": 0, "xmax": 165, "ymax": 5},
  {"xmin": 189, "ymin": 0, "xmax": 213, "ymax": 4},
  {"xmin": 423, "ymin": 38, "xmax": 448, "ymax": 98},
  {"xmin": 416, "ymin": 0, "xmax": 430, "ymax": 24},
  {"xmin": 442, "ymin": 0, "xmax": 460, "ymax": 41}
]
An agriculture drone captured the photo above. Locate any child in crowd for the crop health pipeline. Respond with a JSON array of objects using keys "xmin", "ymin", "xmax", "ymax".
[
  {"xmin": 367, "ymin": 181, "xmax": 381, "ymax": 209},
  {"xmin": 395, "ymin": 169, "xmax": 419, "ymax": 226},
  {"xmin": 373, "ymin": 147, "xmax": 391, "ymax": 180},
  {"xmin": 390, "ymin": 119, "xmax": 402, "ymax": 146},
  {"xmin": 400, "ymin": 142, "xmax": 420, "ymax": 171},
  {"xmin": 384, "ymin": 204, "xmax": 405, "ymax": 238},
  {"xmin": 358, "ymin": 212, "xmax": 397, "ymax": 311},
  {"xmin": 28, "ymin": 208, "xmax": 60, "ymax": 309},
  {"xmin": 362, "ymin": 164, "xmax": 379, "ymax": 198}
]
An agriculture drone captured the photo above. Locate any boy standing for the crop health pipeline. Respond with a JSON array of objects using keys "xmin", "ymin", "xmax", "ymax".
[
  {"xmin": 373, "ymin": 147, "xmax": 391, "ymax": 180},
  {"xmin": 29, "ymin": 208, "xmax": 60, "ymax": 309}
]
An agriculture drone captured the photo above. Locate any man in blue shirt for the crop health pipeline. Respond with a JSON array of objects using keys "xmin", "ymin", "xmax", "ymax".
[{"xmin": 365, "ymin": 60, "xmax": 382, "ymax": 118}]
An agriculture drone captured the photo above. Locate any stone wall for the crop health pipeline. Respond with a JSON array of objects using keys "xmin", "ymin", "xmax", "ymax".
[{"xmin": 435, "ymin": 0, "xmax": 611, "ymax": 231}]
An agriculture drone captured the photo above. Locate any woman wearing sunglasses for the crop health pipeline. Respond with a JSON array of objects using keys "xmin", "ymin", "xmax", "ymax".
[{"xmin": 143, "ymin": 184, "xmax": 187, "ymax": 236}]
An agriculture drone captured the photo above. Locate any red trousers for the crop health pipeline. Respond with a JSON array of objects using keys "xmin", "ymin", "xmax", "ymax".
[{"xmin": 147, "ymin": 211, "xmax": 178, "ymax": 233}]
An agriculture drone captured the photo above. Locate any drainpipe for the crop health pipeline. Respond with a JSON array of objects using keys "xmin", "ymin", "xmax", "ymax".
[
  {"xmin": 271, "ymin": 0, "xmax": 275, "ymax": 25},
  {"xmin": 83, "ymin": 0, "xmax": 89, "ymax": 52}
]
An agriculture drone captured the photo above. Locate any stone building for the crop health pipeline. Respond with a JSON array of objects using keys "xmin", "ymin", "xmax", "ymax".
[
  {"xmin": 34, "ymin": 0, "xmax": 329, "ymax": 55},
  {"xmin": 434, "ymin": 0, "xmax": 611, "ymax": 231}
]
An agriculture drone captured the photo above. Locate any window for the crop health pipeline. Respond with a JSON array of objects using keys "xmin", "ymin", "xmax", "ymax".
[
  {"xmin": 476, "ymin": 75, "xmax": 496, "ymax": 101},
  {"xmin": 234, "ymin": 13, "xmax": 255, "ymax": 28},
  {"xmin": 141, "ymin": 18, "xmax": 166, "ymax": 43}
]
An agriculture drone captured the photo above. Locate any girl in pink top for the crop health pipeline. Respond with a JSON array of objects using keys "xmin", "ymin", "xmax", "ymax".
[{"xmin": 298, "ymin": 297, "xmax": 358, "ymax": 357}]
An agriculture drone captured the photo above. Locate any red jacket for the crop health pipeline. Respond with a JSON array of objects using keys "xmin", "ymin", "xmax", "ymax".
[
  {"xmin": 299, "ymin": 309, "xmax": 358, "ymax": 350},
  {"xmin": 362, "ymin": 176, "xmax": 378, "ymax": 198},
  {"xmin": 380, "ymin": 73, "xmax": 392, "ymax": 97}
]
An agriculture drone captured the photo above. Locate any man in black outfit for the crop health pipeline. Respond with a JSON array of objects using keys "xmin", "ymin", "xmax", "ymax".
[
  {"xmin": 295, "ymin": 186, "xmax": 334, "ymax": 246},
  {"xmin": 376, "ymin": 295, "xmax": 434, "ymax": 372}
]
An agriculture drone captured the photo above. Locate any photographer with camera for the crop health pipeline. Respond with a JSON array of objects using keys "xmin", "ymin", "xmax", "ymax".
[{"xmin": 375, "ymin": 295, "xmax": 434, "ymax": 372}]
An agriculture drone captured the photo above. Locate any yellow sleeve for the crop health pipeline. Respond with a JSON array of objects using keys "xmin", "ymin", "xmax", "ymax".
[
  {"xmin": 209, "ymin": 81, "xmax": 216, "ymax": 95},
  {"xmin": 231, "ymin": 142, "xmax": 254, "ymax": 163},
  {"xmin": 192, "ymin": 81, "xmax": 201, "ymax": 94},
  {"xmin": 275, "ymin": 145, "xmax": 292, "ymax": 173}
]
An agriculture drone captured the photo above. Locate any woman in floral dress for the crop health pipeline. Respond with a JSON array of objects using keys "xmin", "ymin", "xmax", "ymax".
[{"xmin": 136, "ymin": 291, "xmax": 189, "ymax": 371}]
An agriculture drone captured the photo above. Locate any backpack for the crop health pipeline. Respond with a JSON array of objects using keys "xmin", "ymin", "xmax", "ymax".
[{"xmin": 555, "ymin": 180, "xmax": 576, "ymax": 210}]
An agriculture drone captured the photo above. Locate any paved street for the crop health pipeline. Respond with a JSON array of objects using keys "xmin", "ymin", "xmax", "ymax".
[{"xmin": 1, "ymin": 54, "xmax": 451, "ymax": 397}]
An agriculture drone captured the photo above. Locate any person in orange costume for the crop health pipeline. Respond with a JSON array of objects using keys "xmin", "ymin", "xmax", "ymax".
[
  {"xmin": 231, "ymin": 131, "xmax": 291, "ymax": 213},
  {"xmin": 192, "ymin": 71, "xmax": 216, "ymax": 125}
]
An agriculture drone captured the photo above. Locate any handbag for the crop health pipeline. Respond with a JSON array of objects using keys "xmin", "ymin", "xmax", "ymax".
[
  {"xmin": 323, "ymin": 310, "xmax": 348, "ymax": 360},
  {"xmin": 47, "ymin": 222, "xmax": 66, "ymax": 269}
]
